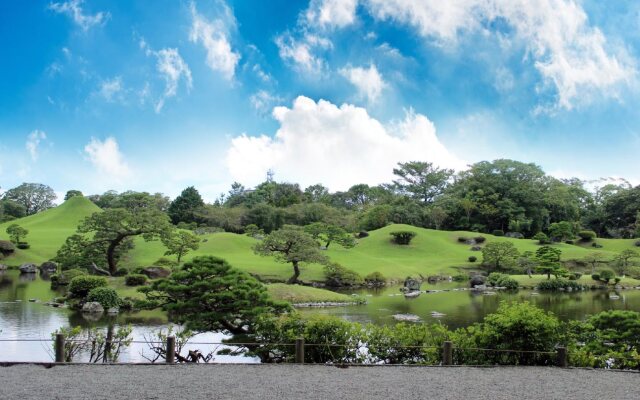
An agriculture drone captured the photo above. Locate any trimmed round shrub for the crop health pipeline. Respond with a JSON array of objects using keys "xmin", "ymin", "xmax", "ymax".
[
  {"xmin": 153, "ymin": 257, "xmax": 179, "ymax": 268},
  {"xmin": 634, "ymin": 240, "xmax": 640, "ymax": 247},
  {"xmin": 492, "ymin": 230, "xmax": 505, "ymax": 237},
  {"xmin": 537, "ymin": 279, "xmax": 585, "ymax": 291},
  {"xmin": 592, "ymin": 242, "xmax": 603, "ymax": 248},
  {"xmin": 357, "ymin": 231, "xmax": 369, "ymax": 238},
  {"xmin": 614, "ymin": 277, "xmax": 621, "ymax": 284},
  {"xmin": 474, "ymin": 236, "xmax": 486, "ymax": 244},
  {"xmin": 452, "ymin": 274, "xmax": 468, "ymax": 282},
  {"xmin": 114, "ymin": 267, "xmax": 129, "ymax": 277},
  {"xmin": 565, "ymin": 240, "xmax": 574, "ymax": 245},
  {"xmin": 591, "ymin": 273, "xmax": 600, "ymax": 281},
  {"xmin": 458, "ymin": 237, "xmax": 469, "ymax": 243},
  {"xmin": 125, "ymin": 274, "xmax": 148, "ymax": 286},
  {"xmin": 532, "ymin": 232, "xmax": 550, "ymax": 245},
  {"xmin": 389, "ymin": 231, "xmax": 417, "ymax": 245},
  {"xmin": 68, "ymin": 276, "xmax": 108, "ymax": 299},
  {"xmin": 598, "ymin": 269, "xmax": 615, "ymax": 283},
  {"xmin": 16, "ymin": 242, "xmax": 30, "ymax": 250},
  {"xmin": 50, "ymin": 269, "xmax": 87, "ymax": 288},
  {"xmin": 364, "ymin": 271, "xmax": 386, "ymax": 286},
  {"xmin": 324, "ymin": 263, "xmax": 363, "ymax": 287},
  {"xmin": 487, "ymin": 273, "xmax": 518, "ymax": 290},
  {"xmin": 577, "ymin": 230, "xmax": 597, "ymax": 242},
  {"xmin": 86, "ymin": 287, "xmax": 121, "ymax": 309},
  {"xmin": 468, "ymin": 256, "xmax": 477, "ymax": 263},
  {"xmin": 0, "ymin": 240, "xmax": 15, "ymax": 255}
]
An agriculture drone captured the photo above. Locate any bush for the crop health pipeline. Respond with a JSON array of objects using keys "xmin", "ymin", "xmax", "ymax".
[
  {"xmin": 614, "ymin": 277, "xmax": 621, "ymax": 284},
  {"xmin": 458, "ymin": 237, "xmax": 469, "ymax": 243},
  {"xmin": 114, "ymin": 267, "xmax": 129, "ymax": 277},
  {"xmin": 474, "ymin": 236, "xmax": 486, "ymax": 244},
  {"xmin": 452, "ymin": 274, "xmax": 468, "ymax": 282},
  {"xmin": 635, "ymin": 240, "xmax": 640, "ymax": 247},
  {"xmin": 16, "ymin": 242, "xmax": 30, "ymax": 250},
  {"xmin": 153, "ymin": 257, "xmax": 179, "ymax": 268},
  {"xmin": 578, "ymin": 230, "xmax": 597, "ymax": 242},
  {"xmin": 573, "ymin": 272, "xmax": 582, "ymax": 280},
  {"xmin": 390, "ymin": 231, "xmax": 417, "ymax": 245},
  {"xmin": 86, "ymin": 287, "xmax": 121, "ymax": 309},
  {"xmin": 537, "ymin": 279, "xmax": 584, "ymax": 291},
  {"xmin": 532, "ymin": 232, "xmax": 550, "ymax": 245},
  {"xmin": 492, "ymin": 230, "xmax": 505, "ymax": 237},
  {"xmin": 364, "ymin": 271, "xmax": 386, "ymax": 286},
  {"xmin": 468, "ymin": 256, "xmax": 477, "ymax": 263},
  {"xmin": 598, "ymin": 269, "xmax": 615, "ymax": 283},
  {"xmin": 0, "ymin": 240, "xmax": 15, "ymax": 255},
  {"xmin": 357, "ymin": 231, "xmax": 369, "ymax": 238},
  {"xmin": 592, "ymin": 242, "xmax": 603, "ymax": 248},
  {"xmin": 487, "ymin": 273, "xmax": 518, "ymax": 290},
  {"xmin": 565, "ymin": 240, "xmax": 574, "ymax": 245},
  {"xmin": 323, "ymin": 263, "xmax": 363, "ymax": 287},
  {"xmin": 50, "ymin": 269, "xmax": 87, "ymax": 288},
  {"xmin": 68, "ymin": 276, "xmax": 108, "ymax": 299},
  {"xmin": 591, "ymin": 273, "xmax": 600, "ymax": 281},
  {"xmin": 125, "ymin": 274, "xmax": 148, "ymax": 286}
]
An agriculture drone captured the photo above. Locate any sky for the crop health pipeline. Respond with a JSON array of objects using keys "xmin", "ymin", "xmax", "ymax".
[{"xmin": 1, "ymin": 0, "xmax": 640, "ymax": 201}]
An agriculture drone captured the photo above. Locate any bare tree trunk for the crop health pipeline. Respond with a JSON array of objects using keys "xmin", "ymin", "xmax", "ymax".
[
  {"xmin": 106, "ymin": 235, "xmax": 126, "ymax": 275},
  {"xmin": 288, "ymin": 261, "xmax": 301, "ymax": 284}
]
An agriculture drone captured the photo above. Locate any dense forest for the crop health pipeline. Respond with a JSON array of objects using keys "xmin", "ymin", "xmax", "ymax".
[{"xmin": 1, "ymin": 159, "xmax": 639, "ymax": 240}]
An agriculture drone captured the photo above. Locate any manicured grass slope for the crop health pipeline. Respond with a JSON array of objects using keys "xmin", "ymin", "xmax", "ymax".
[{"xmin": 0, "ymin": 197, "xmax": 100, "ymax": 265}]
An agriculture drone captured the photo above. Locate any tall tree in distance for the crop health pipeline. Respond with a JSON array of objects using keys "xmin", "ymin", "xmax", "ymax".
[
  {"xmin": 168, "ymin": 186, "xmax": 205, "ymax": 225},
  {"xmin": 3, "ymin": 183, "xmax": 57, "ymax": 215},
  {"xmin": 392, "ymin": 161, "xmax": 454, "ymax": 205},
  {"xmin": 162, "ymin": 230, "xmax": 200, "ymax": 263}
]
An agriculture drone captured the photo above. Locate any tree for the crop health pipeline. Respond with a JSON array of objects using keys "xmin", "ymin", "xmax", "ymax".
[
  {"xmin": 53, "ymin": 234, "xmax": 126, "ymax": 271},
  {"xmin": 428, "ymin": 206, "xmax": 448, "ymax": 230},
  {"xmin": 548, "ymin": 221, "xmax": 575, "ymax": 242},
  {"xmin": 303, "ymin": 184, "xmax": 330, "ymax": 203},
  {"xmin": 582, "ymin": 252, "xmax": 605, "ymax": 274},
  {"xmin": 162, "ymin": 230, "xmax": 200, "ymax": 263},
  {"xmin": 6, "ymin": 224, "xmax": 28, "ymax": 244},
  {"xmin": 253, "ymin": 225, "xmax": 328, "ymax": 284},
  {"xmin": 304, "ymin": 222, "xmax": 355, "ymax": 249},
  {"xmin": 0, "ymin": 199, "xmax": 27, "ymax": 222},
  {"xmin": 392, "ymin": 161, "xmax": 453, "ymax": 204},
  {"xmin": 535, "ymin": 246, "xmax": 562, "ymax": 279},
  {"xmin": 3, "ymin": 183, "xmax": 56, "ymax": 215},
  {"xmin": 459, "ymin": 197, "xmax": 476, "ymax": 227},
  {"xmin": 168, "ymin": 186, "xmax": 205, "ymax": 225},
  {"xmin": 613, "ymin": 249, "xmax": 639, "ymax": 276},
  {"xmin": 140, "ymin": 256, "xmax": 290, "ymax": 334},
  {"xmin": 64, "ymin": 190, "xmax": 83, "ymax": 200},
  {"xmin": 481, "ymin": 242, "xmax": 519, "ymax": 271}
]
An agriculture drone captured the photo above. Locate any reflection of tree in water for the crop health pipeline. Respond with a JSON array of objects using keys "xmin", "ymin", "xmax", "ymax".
[{"xmin": 0, "ymin": 272, "xmax": 12, "ymax": 289}]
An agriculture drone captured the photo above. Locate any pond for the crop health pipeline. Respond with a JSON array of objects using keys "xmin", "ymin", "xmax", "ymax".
[{"xmin": 2, "ymin": 270, "xmax": 640, "ymax": 362}]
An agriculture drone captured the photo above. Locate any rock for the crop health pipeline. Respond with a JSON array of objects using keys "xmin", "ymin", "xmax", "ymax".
[
  {"xmin": 470, "ymin": 246, "xmax": 482, "ymax": 251},
  {"xmin": 404, "ymin": 291, "xmax": 421, "ymax": 298},
  {"xmin": 106, "ymin": 307, "xmax": 119, "ymax": 315},
  {"xmin": 505, "ymin": 232, "xmax": 525, "ymax": 239},
  {"xmin": 28, "ymin": 299, "xmax": 37, "ymax": 302},
  {"xmin": 427, "ymin": 276, "xmax": 439, "ymax": 283},
  {"xmin": 614, "ymin": 285, "xmax": 622, "ymax": 290},
  {"xmin": 470, "ymin": 275, "xmax": 486, "ymax": 288},
  {"xmin": 609, "ymin": 295, "xmax": 620, "ymax": 300},
  {"xmin": 19, "ymin": 263, "xmax": 37, "ymax": 274},
  {"xmin": 39, "ymin": 261, "xmax": 58, "ymax": 274},
  {"xmin": 472, "ymin": 285, "xmax": 487, "ymax": 291},
  {"xmin": 141, "ymin": 266, "xmax": 171, "ymax": 279},
  {"xmin": 0, "ymin": 264, "xmax": 7, "ymax": 271},
  {"xmin": 403, "ymin": 277, "xmax": 421, "ymax": 291},
  {"xmin": 483, "ymin": 291, "xmax": 497, "ymax": 295},
  {"xmin": 392, "ymin": 314, "xmax": 421, "ymax": 322},
  {"xmin": 430, "ymin": 311, "xmax": 446, "ymax": 318},
  {"xmin": 82, "ymin": 301, "xmax": 104, "ymax": 314}
]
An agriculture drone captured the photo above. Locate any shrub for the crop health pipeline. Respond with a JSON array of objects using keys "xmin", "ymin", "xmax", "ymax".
[
  {"xmin": 492, "ymin": 230, "xmax": 505, "ymax": 237},
  {"xmin": 125, "ymin": 274, "xmax": 148, "ymax": 286},
  {"xmin": 390, "ymin": 231, "xmax": 417, "ymax": 245},
  {"xmin": 458, "ymin": 237, "xmax": 469, "ymax": 243},
  {"xmin": 614, "ymin": 277, "xmax": 621, "ymax": 284},
  {"xmin": 50, "ymin": 269, "xmax": 87, "ymax": 288},
  {"xmin": 635, "ymin": 240, "xmax": 640, "ymax": 247},
  {"xmin": 474, "ymin": 236, "xmax": 486, "ymax": 244},
  {"xmin": 591, "ymin": 273, "xmax": 600, "ymax": 281},
  {"xmin": 153, "ymin": 257, "xmax": 179, "ymax": 268},
  {"xmin": 364, "ymin": 271, "xmax": 386, "ymax": 286},
  {"xmin": 86, "ymin": 287, "xmax": 121, "ymax": 309},
  {"xmin": 452, "ymin": 274, "xmax": 468, "ymax": 282},
  {"xmin": 598, "ymin": 269, "xmax": 615, "ymax": 283},
  {"xmin": 468, "ymin": 256, "xmax": 477, "ymax": 263},
  {"xmin": 578, "ymin": 230, "xmax": 597, "ymax": 242},
  {"xmin": 114, "ymin": 267, "xmax": 129, "ymax": 277},
  {"xmin": 0, "ymin": 240, "xmax": 15, "ymax": 255},
  {"xmin": 537, "ymin": 279, "xmax": 584, "ymax": 291},
  {"xmin": 487, "ymin": 273, "xmax": 518, "ymax": 290},
  {"xmin": 357, "ymin": 231, "xmax": 369, "ymax": 238},
  {"xmin": 323, "ymin": 263, "xmax": 363, "ymax": 287},
  {"xmin": 16, "ymin": 242, "xmax": 30, "ymax": 250},
  {"xmin": 532, "ymin": 232, "xmax": 550, "ymax": 245},
  {"xmin": 573, "ymin": 272, "xmax": 582, "ymax": 280},
  {"xmin": 565, "ymin": 240, "xmax": 574, "ymax": 245},
  {"xmin": 592, "ymin": 242, "xmax": 603, "ymax": 248},
  {"xmin": 68, "ymin": 276, "xmax": 108, "ymax": 299}
]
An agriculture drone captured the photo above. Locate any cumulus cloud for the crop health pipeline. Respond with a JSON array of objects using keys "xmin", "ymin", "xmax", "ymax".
[
  {"xmin": 98, "ymin": 76, "xmax": 124, "ymax": 102},
  {"xmin": 84, "ymin": 137, "xmax": 130, "ymax": 178},
  {"xmin": 250, "ymin": 90, "xmax": 284, "ymax": 115},
  {"xmin": 339, "ymin": 64, "xmax": 386, "ymax": 102},
  {"xmin": 26, "ymin": 130, "xmax": 47, "ymax": 161},
  {"xmin": 154, "ymin": 48, "xmax": 192, "ymax": 113},
  {"xmin": 306, "ymin": 0, "xmax": 358, "ymax": 29},
  {"xmin": 275, "ymin": 33, "xmax": 331, "ymax": 74},
  {"xmin": 48, "ymin": 0, "xmax": 109, "ymax": 31},
  {"xmin": 364, "ymin": 0, "xmax": 635, "ymax": 109},
  {"xmin": 226, "ymin": 96, "xmax": 464, "ymax": 190},
  {"xmin": 189, "ymin": 2, "xmax": 240, "ymax": 81}
]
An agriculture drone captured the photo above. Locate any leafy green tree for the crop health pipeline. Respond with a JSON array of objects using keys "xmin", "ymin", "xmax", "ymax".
[
  {"xmin": 140, "ymin": 256, "xmax": 290, "ymax": 334},
  {"xmin": 582, "ymin": 252, "xmax": 605, "ymax": 274},
  {"xmin": 548, "ymin": 221, "xmax": 575, "ymax": 242},
  {"xmin": 392, "ymin": 161, "xmax": 453, "ymax": 204},
  {"xmin": 6, "ymin": 224, "xmax": 28, "ymax": 244},
  {"xmin": 481, "ymin": 242, "xmax": 519, "ymax": 271},
  {"xmin": 535, "ymin": 246, "xmax": 562, "ymax": 279},
  {"xmin": 358, "ymin": 204, "xmax": 391, "ymax": 231},
  {"xmin": 303, "ymin": 184, "xmax": 331, "ymax": 203},
  {"xmin": 613, "ymin": 249, "xmax": 639, "ymax": 276},
  {"xmin": 64, "ymin": 190, "xmax": 83, "ymax": 200},
  {"xmin": 428, "ymin": 206, "xmax": 448, "ymax": 230},
  {"xmin": 532, "ymin": 232, "xmax": 550, "ymax": 244},
  {"xmin": 53, "ymin": 234, "xmax": 131, "ymax": 271},
  {"xmin": 0, "ymin": 199, "xmax": 27, "ymax": 222},
  {"xmin": 167, "ymin": 186, "xmax": 205, "ymax": 225},
  {"xmin": 304, "ymin": 222, "xmax": 355, "ymax": 249},
  {"xmin": 253, "ymin": 225, "xmax": 327, "ymax": 284},
  {"xmin": 458, "ymin": 197, "xmax": 476, "ymax": 227},
  {"xmin": 3, "ymin": 183, "xmax": 56, "ymax": 215},
  {"xmin": 161, "ymin": 230, "xmax": 200, "ymax": 263}
]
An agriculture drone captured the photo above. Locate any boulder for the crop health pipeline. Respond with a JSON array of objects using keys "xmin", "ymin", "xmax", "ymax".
[
  {"xmin": 39, "ymin": 261, "xmax": 58, "ymax": 274},
  {"xmin": 106, "ymin": 307, "xmax": 119, "ymax": 315},
  {"xmin": 82, "ymin": 301, "xmax": 104, "ymax": 314},
  {"xmin": 19, "ymin": 263, "xmax": 37, "ymax": 274},
  {"xmin": 505, "ymin": 232, "xmax": 525, "ymax": 239},
  {"xmin": 141, "ymin": 266, "xmax": 171, "ymax": 279},
  {"xmin": 470, "ymin": 246, "xmax": 482, "ymax": 251},
  {"xmin": 393, "ymin": 314, "xmax": 421, "ymax": 322},
  {"xmin": 0, "ymin": 264, "xmax": 7, "ymax": 271},
  {"xmin": 403, "ymin": 277, "xmax": 421, "ymax": 291},
  {"xmin": 470, "ymin": 275, "xmax": 486, "ymax": 288}
]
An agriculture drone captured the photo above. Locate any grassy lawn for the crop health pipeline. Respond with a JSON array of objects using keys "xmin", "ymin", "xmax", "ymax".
[{"xmin": 266, "ymin": 283, "xmax": 356, "ymax": 304}]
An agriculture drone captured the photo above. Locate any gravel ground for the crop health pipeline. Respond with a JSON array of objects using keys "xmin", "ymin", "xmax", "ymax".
[{"xmin": 0, "ymin": 364, "xmax": 639, "ymax": 400}]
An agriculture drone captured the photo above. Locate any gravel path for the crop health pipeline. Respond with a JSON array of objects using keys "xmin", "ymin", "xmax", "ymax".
[{"xmin": 1, "ymin": 364, "xmax": 639, "ymax": 400}]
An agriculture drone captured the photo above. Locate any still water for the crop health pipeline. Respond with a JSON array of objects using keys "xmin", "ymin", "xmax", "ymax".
[{"xmin": 2, "ymin": 270, "xmax": 640, "ymax": 362}]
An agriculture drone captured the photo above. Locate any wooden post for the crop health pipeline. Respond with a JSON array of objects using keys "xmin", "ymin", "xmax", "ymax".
[
  {"xmin": 442, "ymin": 341, "xmax": 453, "ymax": 366},
  {"xmin": 556, "ymin": 347, "xmax": 568, "ymax": 368},
  {"xmin": 55, "ymin": 333, "xmax": 65, "ymax": 363},
  {"xmin": 295, "ymin": 338, "xmax": 305, "ymax": 364},
  {"xmin": 166, "ymin": 336, "xmax": 176, "ymax": 364}
]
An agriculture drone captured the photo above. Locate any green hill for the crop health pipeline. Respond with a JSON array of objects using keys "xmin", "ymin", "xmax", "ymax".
[
  {"xmin": 2, "ymin": 198, "xmax": 638, "ymax": 282},
  {"xmin": 0, "ymin": 196, "xmax": 100, "ymax": 265}
]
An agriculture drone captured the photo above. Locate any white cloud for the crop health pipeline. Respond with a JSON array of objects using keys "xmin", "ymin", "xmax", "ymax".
[
  {"xmin": 275, "ymin": 32, "xmax": 331, "ymax": 74},
  {"xmin": 306, "ymin": 0, "xmax": 358, "ymax": 29},
  {"xmin": 189, "ymin": 2, "xmax": 240, "ymax": 81},
  {"xmin": 339, "ymin": 64, "xmax": 386, "ymax": 102},
  {"xmin": 98, "ymin": 76, "xmax": 123, "ymax": 102},
  {"xmin": 364, "ymin": 0, "xmax": 635, "ymax": 109},
  {"xmin": 84, "ymin": 137, "xmax": 130, "ymax": 179},
  {"xmin": 48, "ymin": 0, "xmax": 109, "ymax": 31},
  {"xmin": 154, "ymin": 48, "xmax": 193, "ymax": 113},
  {"xmin": 26, "ymin": 130, "xmax": 47, "ymax": 161},
  {"xmin": 250, "ymin": 90, "xmax": 283, "ymax": 115},
  {"xmin": 226, "ymin": 96, "xmax": 464, "ymax": 190}
]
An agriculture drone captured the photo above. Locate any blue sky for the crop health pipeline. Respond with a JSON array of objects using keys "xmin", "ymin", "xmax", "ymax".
[{"xmin": 1, "ymin": 0, "xmax": 639, "ymax": 201}]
